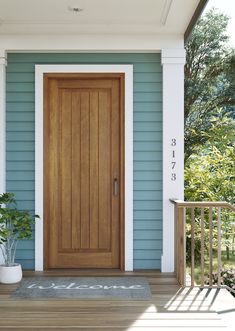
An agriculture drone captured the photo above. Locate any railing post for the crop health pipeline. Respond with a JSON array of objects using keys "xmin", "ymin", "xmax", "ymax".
[{"xmin": 175, "ymin": 204, "xmax": 186, "ymax": 286}]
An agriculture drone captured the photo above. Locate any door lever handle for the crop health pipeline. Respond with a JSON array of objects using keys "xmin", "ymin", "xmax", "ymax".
[{"xmin": 113, "ymin": 178, "xmax": 118, "ymax": 196}]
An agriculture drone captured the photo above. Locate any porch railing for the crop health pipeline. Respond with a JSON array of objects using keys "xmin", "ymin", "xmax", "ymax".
[{"xmin": 171, "ymin": 200, "xmax": 235, "ymax": 289}]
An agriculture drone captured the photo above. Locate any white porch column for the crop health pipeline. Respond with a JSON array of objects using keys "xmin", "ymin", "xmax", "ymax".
[
  {"xmin": 0, "ymin": 49, "xmax": 7, "ymax": 264},
  {"xmin": 161, "ymin": 49, "xmax": 186, "ymax": 272},
  {"xmin": 0, "ymin": 49, "xmax": 6, "ymax": 194}
]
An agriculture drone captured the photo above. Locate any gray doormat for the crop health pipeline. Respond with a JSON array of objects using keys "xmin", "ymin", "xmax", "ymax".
[{"xmin": 12, "ymin": 277, "xmax": 151, "ymax": 300}]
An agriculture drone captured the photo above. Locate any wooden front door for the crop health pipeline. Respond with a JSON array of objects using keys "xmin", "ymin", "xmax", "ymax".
[{"xmin": 44, "ymin": 73, "xmax": 124, "ymax": 269}]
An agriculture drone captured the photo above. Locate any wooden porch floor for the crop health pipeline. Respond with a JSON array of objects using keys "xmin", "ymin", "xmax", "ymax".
[{"xmin": 0, "ymin": 270, "xmax": 234, "ymax": 330}]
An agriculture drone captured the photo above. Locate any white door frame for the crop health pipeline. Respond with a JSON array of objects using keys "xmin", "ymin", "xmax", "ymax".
[{"xmin": 35, "ymin": 64, "xmax": 133, "ymax": 271}]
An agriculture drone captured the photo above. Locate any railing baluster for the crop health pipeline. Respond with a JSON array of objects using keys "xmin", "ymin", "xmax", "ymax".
[
  {"xmin": 217, "ymin": 207, "xmax": 222, "ymax": 286},
  {"xmin": 175, "ymin": 205, "xmax": 186, "ymax": 286},
  {"xmin": 209, "ymin": 207, "xmax": 213, "ymax": 286},
  {"xmin": 191, "ymin": 207, "xmax": 195, "ymax": 286},
  {"xmin": 201, "ymin": 208, "xmax": 205, "ymax": 287},
  {"xmin": 171, "ymin": 200, "xmax": 235, "ymax": 290}
]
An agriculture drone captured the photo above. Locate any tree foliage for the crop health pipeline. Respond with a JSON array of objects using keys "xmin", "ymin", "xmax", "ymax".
[
  {"xmin": 185, "ymin": 9, "xmax": 235, "ymax": 204},
  {"xmin": 185, "ymin": 111, "xmax": 235, "ymax": 204},
  {"xmin": 185, "ymin": 9, "xmax": 235, "ymax": 270},
  {"xmin": 185, "ymin": 8, "xmax": 235, "ymax": 161},
  {"xmin": 185, "ymin": 112, "xmax": 235, "ymax": 261}
]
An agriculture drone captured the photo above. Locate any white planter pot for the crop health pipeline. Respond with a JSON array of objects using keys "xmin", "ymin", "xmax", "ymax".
[{"xmin": 0, "ymin": 263, "xmax": 22, "ymax": 284}]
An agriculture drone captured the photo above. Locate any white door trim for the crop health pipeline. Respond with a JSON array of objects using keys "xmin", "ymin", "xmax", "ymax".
[{"xmin": 35, "ymin": 64, "xmax": 133, "ymax": 271}]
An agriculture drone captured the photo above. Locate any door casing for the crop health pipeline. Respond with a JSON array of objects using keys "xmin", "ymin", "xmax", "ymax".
[{"xmin": 35, "ymin": 64, "xmax": 133, "ymax": 271}]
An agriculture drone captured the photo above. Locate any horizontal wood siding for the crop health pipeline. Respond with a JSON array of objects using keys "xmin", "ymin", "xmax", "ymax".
[{"xmin": 6, "ymin": 53, "xmax": 162, "ymax": 270}]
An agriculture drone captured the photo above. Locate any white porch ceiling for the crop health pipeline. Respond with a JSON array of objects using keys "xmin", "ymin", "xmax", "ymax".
[{"xmin": 0, "ymin": 0, "xmax": 200, "ymax": 35}]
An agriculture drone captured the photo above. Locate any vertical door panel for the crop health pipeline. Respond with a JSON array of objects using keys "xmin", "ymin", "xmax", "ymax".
[
  {"xmin": 89, "ymin": 92, "xmax": 99, "ymax": 249},
  {"xmin": 98, "ymin": 91, "xmax": 111, "ymax": 250},
  {"xmin": 60, "ymin": 90, "xmax": 72, "ymax": 250},
  {"xmin": 71, "ymin": 92, "xmax": 81, "ymax": 249},
  {"xmin": 80, "ymin": 92, "xmax": 90, "ymax": 249}
]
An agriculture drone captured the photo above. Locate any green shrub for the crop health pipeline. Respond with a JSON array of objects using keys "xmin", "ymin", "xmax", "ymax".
[{"xmin": 205, "ymin": 268, "xmax": 235, "ymax": 296}]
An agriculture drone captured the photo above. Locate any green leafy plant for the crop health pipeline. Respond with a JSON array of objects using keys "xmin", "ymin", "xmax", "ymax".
[
  {"xmin": 185, "ymin": 110, "xmax": 235, "ymax": 262},
  {"xmin": 205, "ymin": 268, "xmax": 235, "ymax": 297},
  {"xmin": 0, "ymin": 192, "xmax": 39, "ymax": 266}
]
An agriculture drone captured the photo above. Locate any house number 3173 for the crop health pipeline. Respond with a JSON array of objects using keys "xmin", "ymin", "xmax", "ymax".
[{"xmin": 171, "ymin": 138, "xmax": 176, "ymax": 181}]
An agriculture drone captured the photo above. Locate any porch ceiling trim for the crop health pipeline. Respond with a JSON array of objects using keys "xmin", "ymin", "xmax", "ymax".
[
  {"xmin": 184, "ymin": 0, "xmax": 208, "ymax": 42},
  {"xmin": 0, "ymin": 34, "xmax": 184, "ymax": 52}
]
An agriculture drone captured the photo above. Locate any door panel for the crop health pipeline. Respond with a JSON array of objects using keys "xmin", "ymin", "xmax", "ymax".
[{"xmin": 44, "ymin": 73, "xmax": 124, "ymax": 269}]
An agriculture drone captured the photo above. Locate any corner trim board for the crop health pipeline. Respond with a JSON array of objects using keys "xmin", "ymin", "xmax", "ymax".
[
  {"xmin": 0, "ymin": 50, "xmax": 6, "ymax": 197},
  {"xmin": 0, "ymin": 50, "xmax": 7, "ymax": 265},
  {"xmin": 161, "ymin": 49, "xmax": 185, "ymax": 272},
  {"xmin": 35, "ymin": 64, "xmax": 133, "ymax": 271}
]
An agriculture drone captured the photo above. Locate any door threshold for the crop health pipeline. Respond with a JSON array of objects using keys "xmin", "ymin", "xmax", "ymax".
[{"xmin": 23, "ymin": 269, "xmax": 163, "ymax": 278}]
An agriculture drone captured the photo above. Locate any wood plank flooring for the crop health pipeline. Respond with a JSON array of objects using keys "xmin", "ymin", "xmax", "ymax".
[{"xmin": 0, "ymin": 270, "xmax": 234, "ymax": 330}]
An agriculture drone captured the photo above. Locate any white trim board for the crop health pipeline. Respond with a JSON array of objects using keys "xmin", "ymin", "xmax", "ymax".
[
  {"xmin": 0, "ymin": 51, "xmax": 7, "ymax": 265},
  {"xmin": 35, "ymin": 64, "xmax": 133, "ymax": 271},
  {"xmin": 0, "ymin": 51, "xmax": 6, "ymax": 197},
  {"xmin": 161, "ymin": 49, "xmax": 185, "ymax": 272},
  {"xmin": 0, "ymin": 34, "xmax": 184, "ymax": 52}
]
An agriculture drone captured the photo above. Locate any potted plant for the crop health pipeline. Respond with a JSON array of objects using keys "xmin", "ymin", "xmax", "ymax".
[{"xmin": 0, "ymin": 192, "xmax": 39, "ymax": 284}]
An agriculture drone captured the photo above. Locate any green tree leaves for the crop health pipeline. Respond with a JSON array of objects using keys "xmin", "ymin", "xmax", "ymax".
[
  {"xmin": 185, "ymin": 9, "xmax": 235, "ymax": 270},
  {"xmin": 185, "ymin": 111, "xmax": 235, "ymax": 204},
  {"xmin": 185, "ymin": 8, "xmax": 235, "ymax": 161}
]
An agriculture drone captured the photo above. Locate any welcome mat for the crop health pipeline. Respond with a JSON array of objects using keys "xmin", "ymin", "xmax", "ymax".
[{"xmin": 12, "ymin": 277, "xmax": 151, "ymax": 300}]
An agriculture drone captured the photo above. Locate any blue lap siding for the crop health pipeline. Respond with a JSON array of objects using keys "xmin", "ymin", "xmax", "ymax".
[{"xmin": 6, "ymin": 53, "xmax": 162, "ymax": 270}]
